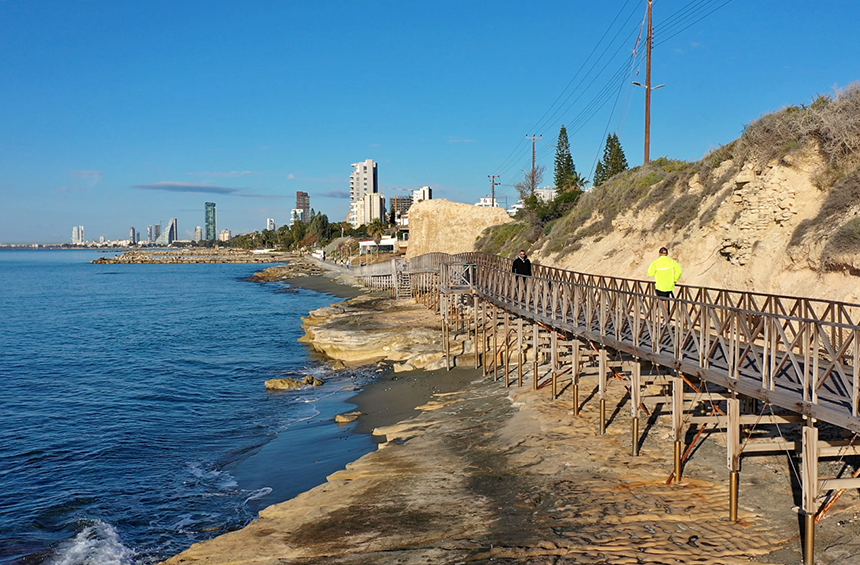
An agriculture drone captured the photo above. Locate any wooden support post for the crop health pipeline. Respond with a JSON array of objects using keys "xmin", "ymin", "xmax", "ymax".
[
  {"xmin": 672, "ymin": 374, "xmax": 684, "ymax": 483},
  {"xmin": 631, "ymin": 360, "xmax": 641, "ymax": 456},
  {"xmin": 518, "ymin": 318, "xmax": 524, "ymax": 387},
  {"xmin": 802, "ymin": 424, "xmax": 818, "ymax": 565},
  {"xmin": 492, "ymin": 305, "xmax": 498, "ymax": 382},
  {"xmin": 551, "ymin": 331, "xmax": 558, "ymax": 399},
  {"xmin": 727, "ymin": 397, "xmax": 741, "ymax": 522},
  {"xmin": 503, "ymin": 311, "xmax": 510, "ymax": 387},
  {"xmin": 473, "ymin": 296, "xmax": 479, "ymax": 370},
  {"xmin": 599, "ymin": 348, "xmax": 607, "ymax": 434},
  {"xmin": 533, "ymin": 324, "xmax": 540, "ymax": 391},
  {"xmin": 572, "ymin": 341, "xmax": 580, "ymax": 416}
]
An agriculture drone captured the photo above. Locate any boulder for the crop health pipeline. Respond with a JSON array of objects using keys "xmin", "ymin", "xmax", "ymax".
[{"xmin": 265, "ymin": 378, "xmax": 304, "ymax": 390}]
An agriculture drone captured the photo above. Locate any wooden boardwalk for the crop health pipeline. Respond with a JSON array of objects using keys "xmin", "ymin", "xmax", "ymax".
[{"xmin": 350, "ymin": 251, "xmax": 860, "ymax": 564}]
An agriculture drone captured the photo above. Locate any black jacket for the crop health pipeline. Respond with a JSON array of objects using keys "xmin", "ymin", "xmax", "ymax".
[{"xmin": 512, "ymin": 257, "xmax": 532, "ymax": 276}]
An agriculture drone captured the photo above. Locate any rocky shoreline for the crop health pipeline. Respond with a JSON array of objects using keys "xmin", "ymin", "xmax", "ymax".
[{"xmin": 159, "ymin": 273, "xmax": 860, "ymax": 565}]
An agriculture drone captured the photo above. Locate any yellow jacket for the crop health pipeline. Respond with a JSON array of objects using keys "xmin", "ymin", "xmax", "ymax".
[{"xmin": 647, "ymin": 255, "xmax": 682, "ymax": 292}]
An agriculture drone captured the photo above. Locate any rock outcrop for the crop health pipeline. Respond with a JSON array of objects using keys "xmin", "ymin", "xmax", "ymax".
[
  {"xmin": 299, "ymin": 295, "xmax": 471, "ymax": 370},
  {"xmin": 406, "ymin": 199, "xmax": 513, "ymax": 259}
]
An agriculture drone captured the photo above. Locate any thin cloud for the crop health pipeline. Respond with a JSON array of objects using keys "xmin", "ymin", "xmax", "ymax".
[
  {"xmin": 319, "ymin": 190, "xmax": 350, "ymax": 199},
  {"xmin": 69, "ymin": 170, "xmax": 105, "ymax": 180},
  {"xmin": 287, "ymin": 174, "xmax": 296, "ymax": 180},
  {"xmin": 187, "ymin": 171, "xmax": 255, "ymax": 178},
  {"xmin": 133, "ymin": 181, "xmax": 239, "ymax": 194}
]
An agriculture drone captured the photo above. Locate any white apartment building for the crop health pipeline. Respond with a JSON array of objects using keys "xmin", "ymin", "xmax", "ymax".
[
  {"xmin": 475, "ymin": 197, "xmax": 500, "ymax": 207},
  {"xmin": 266, "ymin": 218, "xmax": 276, "ymax": 231},
  {"xmin": 412, "ymin": 186, "xmax": 432, "ymax": 204},
  {"xmin": 348, "ymin": 159, "xmax": 379, "ymax": 228}
]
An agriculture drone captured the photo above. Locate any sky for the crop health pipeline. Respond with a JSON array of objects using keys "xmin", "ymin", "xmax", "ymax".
[{"xmin": 1, "ymin": 0, "xmax": 859, "ymax": 244}]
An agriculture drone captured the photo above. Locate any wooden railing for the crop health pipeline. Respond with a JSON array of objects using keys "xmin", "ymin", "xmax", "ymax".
[{"xmin": 407, "ymin": 251, "xmax": 860, "ymax": 433}]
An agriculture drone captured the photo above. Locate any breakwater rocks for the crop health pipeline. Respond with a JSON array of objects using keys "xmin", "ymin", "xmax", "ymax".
[
  {"xmin": 300, "ymin": 295, "xmax": 471, "ymax": 371},
  {"xmin": 92, "ymin": 249, "xmax": 290, "ymax": 264}
]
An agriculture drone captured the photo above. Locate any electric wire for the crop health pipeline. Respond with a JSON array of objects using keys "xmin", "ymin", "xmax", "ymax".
[{"xmin": 494, "ymin": 0, "xmax": 736, "ymax": 190}]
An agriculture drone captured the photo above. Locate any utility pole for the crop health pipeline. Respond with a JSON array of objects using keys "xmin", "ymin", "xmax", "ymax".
[
  {"xmin": 644, "ymin": 0, "xmax": 653, "ymax": 164},
  {"xmin": 488, "ymin": 175, "xmax": 500, "ymax": 208},
  {"xmin": 526, "ymin": 135, "xmax": 542, "ymax": 195}
]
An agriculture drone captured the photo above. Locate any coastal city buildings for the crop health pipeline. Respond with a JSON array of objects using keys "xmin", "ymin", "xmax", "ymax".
[
  {"xmin": 266, "ymin": 218, "xmax": 276, "ymax": 231},
  {"xmin": 218, "ymin": 229, "xmax": 231, "ymax": 242},
  {"xmin": 146, "ymin": 225, "xmax": 153, "ymax": 242},
  {"xmin": 348, "ymin": 159, "xmax": 383, "ymax": 228},
  {"xmin": 389, "ymin": 196, "xmax": 412, "ymax": 222},
  {"xmin": 413, "ymin": 186, "xmax": 432, "ymax": 204},
  {"xmin": 129, "ymin": 227, "xmax": 136, "ymax": 245},
  {"xmin": 289, "ymin": 209, "xmax": 303, "ymax": 226},
  {"xmin": 154, "ymin": 223, "xmax": 162, "ymax": 241},
  {"xmin": 155, "ymin": 218, "xmax": 178, "ymax": 245},
  {"xmin": 194, "ymin": 226, "xmax": 203, "ymax": 242},
  {"xmin": 296, "ymin": 192, "xmax": 310, "ymax": 222},
  {"xmin": 205, "ymin": 202, "xmax": 216, "ymax": 241},
  {"xmin": 71, "ymin": 225, "xmax": 85, "ymax": 245}
]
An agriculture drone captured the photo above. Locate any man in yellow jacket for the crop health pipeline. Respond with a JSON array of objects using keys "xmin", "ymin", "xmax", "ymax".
[{"xmin": 647, "ymin": 247, "xmax": 682, "ymax": 298}]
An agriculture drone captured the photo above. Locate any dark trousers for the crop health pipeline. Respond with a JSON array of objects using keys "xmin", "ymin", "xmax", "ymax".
[{"xmin": 656, "ymin": 289, "xmax": 674, "ymax": 299}]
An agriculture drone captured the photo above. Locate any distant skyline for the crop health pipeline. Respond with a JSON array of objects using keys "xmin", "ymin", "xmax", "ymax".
[{"xmin": 2, "ymin": 1, "xmax": 860, "ymax": 243}]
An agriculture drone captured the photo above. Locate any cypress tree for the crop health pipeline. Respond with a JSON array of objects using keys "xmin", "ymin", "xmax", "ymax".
[
  {"xmin": 594, "ymin": 133, "xmax": 629, "ymax": 187},
  {"xmin": 554, "ymin": 125, "xmax": 577, "ymax": 192}
]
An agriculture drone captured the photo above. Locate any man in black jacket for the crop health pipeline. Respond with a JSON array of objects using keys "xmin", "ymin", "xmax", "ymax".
[{"xmin": 512, "ymin": 249, "xmax": 532, "ymax": 276}]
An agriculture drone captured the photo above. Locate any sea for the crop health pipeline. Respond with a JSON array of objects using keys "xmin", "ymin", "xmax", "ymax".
[{"xmin": 0, "ymin": 249, "xmax": 380, "ymax": 565}]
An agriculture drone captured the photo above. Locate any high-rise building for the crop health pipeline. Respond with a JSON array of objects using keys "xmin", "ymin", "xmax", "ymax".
[
  {"xmin": 349, "ymin": 159, "xmax": 378, "ymax": 228},
  {"xmin": 413, "ymin": 186, "xmax": 432, "ymax": 204},
  {"xmin": 296, "ymin": 192, "xmax": 310, "ymax": 222},
  {"xmin": 218, "ymin": 229, "xmax": 231, "ymax": 242},
  {"xmin": 290, "ymin": 209, "xmax": 303, "ymax": 226},
  {"xmin": 147, "ymin": 225, "xmax": 153, "ymax": 242},
  {"xmin": 362, "ymin": 192, "xmax": 385, "ymax": 226},
  {"xmin": 266, "ymin": 218, "xmax": 276, "ymax": 231},
  {"xmin": 155, "ymin": 218, "xmax": 177, "ymax": 245},
  {"xmin": 194, "ymin": 226, "xmax": 203, "ymax": 242},
  {"xmin": 71, "ymin": 225, "xmax": 85, "ymax": 245},
  {"xmin": 205, "ymin": 202, "xmax": 217, "ymax": 241},
  {"xmin": 129, "ymin": 227, "xmax": 136, "ymax": 244},
  {"xmin": 389, "ymin": 196, "xmax": 412, "ymax": 220},
  {"xmin": 154, "ymin": 223, "xmax": 162, "ymax": 240}
]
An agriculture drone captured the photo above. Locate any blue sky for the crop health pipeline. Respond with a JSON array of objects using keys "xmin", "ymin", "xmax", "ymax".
[{"xmin": 1, "ymin": 0, "xmax": 859, "ymax": 244}]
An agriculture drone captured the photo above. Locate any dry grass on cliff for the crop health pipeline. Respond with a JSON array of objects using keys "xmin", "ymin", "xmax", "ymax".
[{"xmin": 734, "ymin": 82, "xmax": 860, "ymax": 188}]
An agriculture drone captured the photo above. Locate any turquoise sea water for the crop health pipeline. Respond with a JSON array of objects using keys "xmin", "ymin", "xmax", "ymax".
[{"xmin": 0, "ymin": 250, "xmax": 376, "ymax": 565}]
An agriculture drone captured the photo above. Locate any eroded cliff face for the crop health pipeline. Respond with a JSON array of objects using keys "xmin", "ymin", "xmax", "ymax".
[
  {"xmin": 536, "ymin": 146, "xmax": 860, "ymax": 303},
  {"xmin": 406, "ymin": 199, "xmax": 513, "ymax": 259}
]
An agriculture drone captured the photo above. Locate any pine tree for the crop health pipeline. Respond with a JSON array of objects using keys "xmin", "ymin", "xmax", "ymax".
[
  {"xmin": 593, "ymin": 133, "xmax": 629, "ymax": 187},
  {"xmin": 554, "ymin": 125, "xmax": 577, "ymax": 192}
]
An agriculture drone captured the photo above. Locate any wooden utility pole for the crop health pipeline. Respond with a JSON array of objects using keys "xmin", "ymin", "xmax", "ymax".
[
  {"xmin": 644, "ymin": 0, "xmax": 653, "ymax": 164},
  {"xmin": 488, "ymin": 174, "xmax": 500, "ymax": 208},
  {"xmin": 526, "ymin": 135, "xmax": 542, "ymax": 195}
]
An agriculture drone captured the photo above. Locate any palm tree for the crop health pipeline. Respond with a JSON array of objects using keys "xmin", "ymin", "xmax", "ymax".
[{"xmin": 366, "ymin": 219, "xmax": 387, "ymax": 258}]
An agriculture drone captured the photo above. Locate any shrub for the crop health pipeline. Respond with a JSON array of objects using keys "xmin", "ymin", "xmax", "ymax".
[{"xmin": 822, "ymin": 218, "xmax": 860, "ymax": 270}]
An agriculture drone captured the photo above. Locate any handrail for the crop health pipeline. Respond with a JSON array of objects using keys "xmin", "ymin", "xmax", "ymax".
[{"xmin": 402, "ymin": 251, "xmax": 860, "ymax": 432}]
